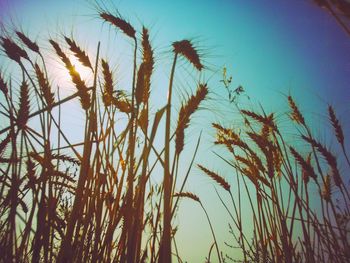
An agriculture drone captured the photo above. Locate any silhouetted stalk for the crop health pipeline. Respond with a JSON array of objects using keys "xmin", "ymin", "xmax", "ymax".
[
  {"xmin": 228, "ymin": 189, "xmax": 247, "ymax": 263},
  {"xmin": 57, "ymin": 42, "xmax": 100, "ymax": 263},
  {"xmin": 171, "ymin": 132, "xmax": 201, "ymax": 217},
  {"xmin": 199, "ymin": 201, "xmax": 222, "ymax": 263},
  {"xmin": 162, "ymin": 53, "xmax": 178, "ymax": 263},
  {"xmin": 125, "ymin": 37, "xmax": 137, "ymax": 263},
  {"xmin": 325, "ymin": 3, "xmax": 350, "ymax": 37}
]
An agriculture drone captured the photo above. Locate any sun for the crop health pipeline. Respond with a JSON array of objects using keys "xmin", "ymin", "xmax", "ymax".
[
  {"xmin": 46, "ymin": 52, "xmax": 94, "ymax": 99},
  {"xmin": 69, "ymin": 55, "xmax": 93, "ymax": 83}
]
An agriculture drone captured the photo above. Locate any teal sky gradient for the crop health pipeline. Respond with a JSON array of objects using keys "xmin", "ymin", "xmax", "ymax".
[
  {"xmin": 2, "ymin": 0, "xmax": 349, "ymax": 108},
  {"xmin": 1, "ymin": 0, "xmax": 350, "ymax": 262}
]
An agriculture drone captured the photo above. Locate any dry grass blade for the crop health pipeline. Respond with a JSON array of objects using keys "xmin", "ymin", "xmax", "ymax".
[
  {"xmin": 173, "ymin": 192, "xmax": 200, "ymax": 203},
  {"xmin": 64, "ymin": 36, "xmax": 93, "ymax": 70},
  {"xmin": 328, "ymin": 105, "xmax": 344, "ymax": 146},
  {"xmin": 16, "ymin": 31, "xmax": 40, "ymax": 53},
  {"xmin": 100, "ymin": 12, "xmax": 136, "ymax": 39},
  {"xmin": 198, "ymin": 164, "xmax": 230, "ymax": 192},
  {"xmin": 17, "ymin": 81, "xmax": 30, "ymax": 129},
  {"xmin": 173, "ymin": 40, "xmax": 203, "ymax": 71},
  {"xmin": 175, "ymin": 83, "xmax": 208, "ymax": 154},
  {"xmin": 35, "ymin": 63, "xmax": 54, "ymax": 107},
  {"xmin": 288, "ymin": 96, "xmax": 305, "ymax": 125}
]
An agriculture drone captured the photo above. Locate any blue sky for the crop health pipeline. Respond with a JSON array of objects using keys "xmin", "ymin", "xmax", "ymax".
[
  {"xmin": 1, "ymin": 0, "xmax": 350, "ymax": 261},
  {"xmin": 2, "ymin": 0, "xmax": 349, "ymax": 108}
]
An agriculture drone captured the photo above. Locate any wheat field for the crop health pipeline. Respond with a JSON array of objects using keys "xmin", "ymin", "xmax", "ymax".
[{"xmin": 0, "ymin": 1, "xmax": 350, "ymax": 262}]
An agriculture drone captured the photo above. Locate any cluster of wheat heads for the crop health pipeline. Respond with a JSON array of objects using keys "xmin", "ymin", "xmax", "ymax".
[
  {"xmin": 195, "ymin": 69, "xmax": 350, "ymax": 262},
  {"xmin": 0, "ymin": 10, "xmax": 209, "ymax": 263}
]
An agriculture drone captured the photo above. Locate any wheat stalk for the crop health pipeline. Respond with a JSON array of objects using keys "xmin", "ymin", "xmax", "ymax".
[
  {"xmin": 100, "ymin": 12, "xmax": 136, "ymax": 39},
  {"xmin": 51, "ymin": 154, "xmax": 81, "ymax": 166},
  {"xmin": 173, "ymin": 40, "xmax": 203, "ymax": 71},
  {"xmin": 49, "ymin": 39, "xmax": 70, "ymax": 66},
  {"xmin": 17, "ymin": 81, "xmax": 30, "ymax": 130},
  {"xmin": 175, "ymin": 83, "xmax": 208, "ymax": 155},
  {"xmin": 288, "ymin": 96, "xmax": 305, "ymax": 125},
  {"xmin": 302, "ymin": 135, "xmax": 342, "ymax": 187},
  {"xmin": 198, "ymin": 164, "xmax": 230, "ymax": 192},
  {"xmin": 241, "ymin": 110, "xmax": 277, "ymax": 131},
  {"xmin": 64, "ymin": 36, "xmax": 93, "ymax": 70},
  {"xmin": 328, "ymin": 105, "xmax": 344, "ymax": 146},
  {"xmin": 16, "ymin": 31, "xmax": 40, "ymax": 53},
  {"xmin": 112, "ymin": 98, "xmax": 132, "ymax": 113},
  {"xmin": 135, "ymin": 28, "xmax": 154, "ymax": 105},
  {"xmin": 289, "ymin": 146, "xmax": 317, "ymax": 182},
  {"xmin": 138, "ymin": 107, "xmax": 148, "ymax": 132},
  {"xmin": 173, "ymin": 192, "xmax": 200, "ymax": 203},
  {"xmin": 135, "ymin": 62, "xmax": 147, "ymax": 105},
  {"xmin": 35, "ymin": 63, "xmax": 54, "ymax": 107},
  {"xmin": 212, "ymin": 123, "xmax": 248, "ymax": 151},
  {"xmin": 0, "ymin": 73, "xmax": 8, "ymax": 95},
  {"xmin": 0, "ymin": 133, "xmax": 11, "ymax": 157},
  {"xmin": 140, "ymin": 27, "xmax": 154, "ymax": 104},
  {"xmin": 101, "ymin": 59, "xmax": 114, "ymax": 107},
  {"xmin": 50, "ymin": 39, "xmax": 90, "ymax": 110},
  {"xmin": 321, "ymin": 174, "xmax": 332, "ymax": 202},
  {"xmin": 1, "ymin": 37, "xmax": 29, "ymax": 63}
]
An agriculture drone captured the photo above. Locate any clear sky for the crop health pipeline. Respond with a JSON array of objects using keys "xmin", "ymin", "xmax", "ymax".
[
  {"xmin": 2, "ymin": 0, "xmax": 349, "ymax": 118},
  {"xmin": 1, "ymin": 0, "xmax": 350, "ymax": 262}
]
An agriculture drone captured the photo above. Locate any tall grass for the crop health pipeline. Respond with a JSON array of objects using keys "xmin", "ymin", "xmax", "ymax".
[
  {"xmin": 0, "ymin": 10, "xmax": 207, "ymax": 263},
  {"xmin": 1, "ymin": 5, "xmax": 349, "ymax": 263},
  {"xmin": 197, "ymin": 68, "xmax": 350, "ymax": 262}
]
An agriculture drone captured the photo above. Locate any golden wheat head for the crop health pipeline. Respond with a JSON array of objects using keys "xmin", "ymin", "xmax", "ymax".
[
  {"xmin": 173, "ymin": 39, "xmax": 203, "ymax": 71},
  {"xmin": 100, "ymin": 12, "xmax": 136, "ymax": 39}
]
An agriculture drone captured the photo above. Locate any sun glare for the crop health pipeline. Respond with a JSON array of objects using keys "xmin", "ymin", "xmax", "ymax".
[
  {"xmin": 69, "ymin": 55, "xmax": 93, "ymax": 82},
  {"xmin": 46, "ymin": 52, "xmax": 94, "ymax": 98}
]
